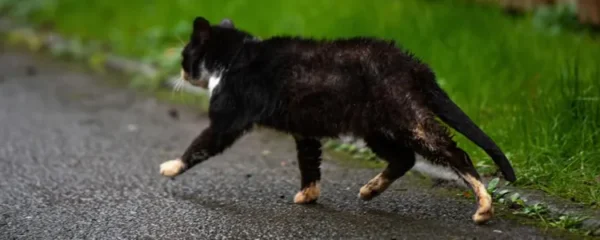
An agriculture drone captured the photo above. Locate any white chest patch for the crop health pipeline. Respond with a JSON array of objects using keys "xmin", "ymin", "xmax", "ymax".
[
  {"xmin": 412, "ymin": 153, "xmax": 461, "ymax": 182},
  {"xmin": 208, "ymin": 74, "xmax": 221, "ymax": 96},
  {"xmin": 199, "ymin": 62, "xmax": 223, "ymax": 97}
]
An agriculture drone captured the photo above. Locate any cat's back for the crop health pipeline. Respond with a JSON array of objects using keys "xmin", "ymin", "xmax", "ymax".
[
  {"xmin": 261, "ymin": 36, "xmax": 402, "ymax": 60},
  {"xmin": 251, "ymin": 35, "xmax": 430, "ymax": 99}
]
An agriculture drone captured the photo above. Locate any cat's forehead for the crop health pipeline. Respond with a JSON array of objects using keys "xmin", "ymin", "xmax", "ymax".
[{"xmin": 183, "ymin": 38, "xmax": 203, "ymax": 50}]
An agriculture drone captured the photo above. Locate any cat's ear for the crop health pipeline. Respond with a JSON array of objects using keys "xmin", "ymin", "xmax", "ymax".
[
  {"xmin": 192, "ymin": 16, "xmax": 211, "ymax": 43},
  {"xmin": 219, "ymin": 18, "xmax": 235, "ymax": 29}
]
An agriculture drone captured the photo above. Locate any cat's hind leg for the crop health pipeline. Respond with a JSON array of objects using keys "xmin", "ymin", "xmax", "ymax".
[
  {"xmin": 451, "ymin": 149, "xmax": 493, "ymax": 224},
  {"xmin": 358, "ymin": 134, "xmax": 416, "ymax": 201},
  {"xmin": 293, "ymin": 136, "xmax": 322, "ymax": 204},
  {"xmin": 409, "ymin": 120, "xmax": 493, "ymax": 224}
]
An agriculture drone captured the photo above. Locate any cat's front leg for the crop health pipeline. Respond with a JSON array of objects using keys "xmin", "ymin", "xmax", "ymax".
[
  {"xmin": 293, "ymin": 136, "xmax": 322, "ymax": 204},
  {"xmin": 159, "ymin": 126, "xmax": 245, "ymax": 177}
]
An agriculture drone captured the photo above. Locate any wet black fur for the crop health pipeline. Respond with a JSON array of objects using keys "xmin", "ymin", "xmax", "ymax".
[{"xmin": 177, "ymin": 17, "xmax": 516, "ymax": 193}]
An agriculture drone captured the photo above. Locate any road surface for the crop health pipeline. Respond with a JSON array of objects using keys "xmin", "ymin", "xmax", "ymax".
[{"xmin": 0, "ymin": 48, "xmax": 576, "ymax": 239}]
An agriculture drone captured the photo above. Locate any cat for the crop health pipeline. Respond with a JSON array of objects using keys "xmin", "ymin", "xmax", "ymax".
[{"xmin": 159, "ymin": 16, "xmax": 516, "ymax": 225}]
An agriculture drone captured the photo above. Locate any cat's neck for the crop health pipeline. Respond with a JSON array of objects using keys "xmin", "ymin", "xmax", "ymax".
[{"xmin": 204, "ymin": 37, "xmax": 261, "ymax": 73}]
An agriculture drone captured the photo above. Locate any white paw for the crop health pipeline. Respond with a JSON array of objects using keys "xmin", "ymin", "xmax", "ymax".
[
  {"xmin": 293, "ymin": 182, "xmax": 320, "ymax": 204},
  {"xmin": 473, "ymin": 207, "xmax": 494, "ymax": 224},
  {"xmin": 159, "ymin": 159, "xmax": 185, "ymax": 177}
]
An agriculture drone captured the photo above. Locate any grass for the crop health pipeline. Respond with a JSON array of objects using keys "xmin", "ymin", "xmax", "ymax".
[{"xmin": 2, "ymin": 0, "xmax": 600, "ymax": 207}]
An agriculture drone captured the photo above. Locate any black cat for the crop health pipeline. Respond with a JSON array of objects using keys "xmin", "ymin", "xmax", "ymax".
[{"xmin": 159, "ymin": 17, "xmax": 516, "ymax": 224}]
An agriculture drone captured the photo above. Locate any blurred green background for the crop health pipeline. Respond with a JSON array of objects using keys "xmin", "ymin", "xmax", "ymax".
[{"xmin": 1, "ymin": 0, "xmax": 599, "ymax": 207}]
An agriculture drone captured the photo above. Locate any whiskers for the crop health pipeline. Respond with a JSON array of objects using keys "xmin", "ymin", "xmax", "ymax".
[
  {"xmin": 167, "ymin": 39, "xmax": 192, "ymax": 104},
  {"xmin": 170, "ymin": 75, "xmax": 186, "ymax": 99},
  {"xmin": 169, "ymin": 75, "xmax": 195, "ymax": 105},
  {"xmin": 173, "ymin": 76, "xmax": 186, "ymax": 92}
]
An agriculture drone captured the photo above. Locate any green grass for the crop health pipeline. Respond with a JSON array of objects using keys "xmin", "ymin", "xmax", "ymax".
[{"xmin": 2, "ymin": 0, "xmax": 600, "ymax": 207}]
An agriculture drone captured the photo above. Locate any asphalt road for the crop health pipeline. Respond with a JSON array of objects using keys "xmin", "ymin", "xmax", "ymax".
[{"xmin": 0, "ymin": 48, "xmax": 576, "ymax": 239}]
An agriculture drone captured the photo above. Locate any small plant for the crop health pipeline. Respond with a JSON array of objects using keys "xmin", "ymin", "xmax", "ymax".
[
  {"xmin": 513, "ymin": 202, "xmax": 590, "ymax": 233},
  {"xmin": 486, "ymin": 177, "xmax": 500, "ymax": 195},
  {"xmin": 516, "ymin": 203, "xmax": 548, "ymax": 217},
  {"xmin": 494, "ymin": 189, "xmax": 511, "ymax": 202},
  {"xmin": 492, "ymin": 190, "xmax": 589, "ymax": 233},
  {"xmin": 548, "ymin": 215, "xmax": 587, "ymax": 232},
  {"xmin": 514, "ymin": 203, "xmax": 550, "ymax": 225},
  {"xmin": 503, "ymin": 192, "xmax": 527, "ymax": 210}
]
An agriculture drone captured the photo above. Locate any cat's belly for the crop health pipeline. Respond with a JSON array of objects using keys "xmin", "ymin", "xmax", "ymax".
[{"xmin": 259, "ymin": 109, "xmax": 368, "ymax": 138}]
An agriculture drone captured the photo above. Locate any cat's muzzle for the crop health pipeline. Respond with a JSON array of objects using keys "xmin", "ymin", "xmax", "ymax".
[{"xmin": 181, "ymin": 69, "xmax": 208, "ymax": 88}]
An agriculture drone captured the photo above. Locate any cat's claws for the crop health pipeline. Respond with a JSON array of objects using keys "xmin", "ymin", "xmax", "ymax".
[{"xmin": 160, "ymin": 159, "xmax": 186, "ymax": 177}]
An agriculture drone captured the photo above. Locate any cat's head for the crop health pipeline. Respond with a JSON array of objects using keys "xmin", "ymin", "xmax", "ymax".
[{"xmin": 180, "ymin": 16, "xmax": 250, "ymax": 88}]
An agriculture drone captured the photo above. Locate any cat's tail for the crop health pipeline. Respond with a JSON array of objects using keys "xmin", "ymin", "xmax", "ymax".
[{"xmin": 417, "ymin": 67, "xmax": 517, "ymax": 182}]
